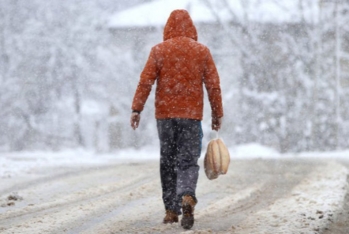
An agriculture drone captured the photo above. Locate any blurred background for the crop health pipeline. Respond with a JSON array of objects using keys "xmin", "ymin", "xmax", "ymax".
[{"xmin": 0, "ymin": 0, "xmax": 348, "ymax": 153}]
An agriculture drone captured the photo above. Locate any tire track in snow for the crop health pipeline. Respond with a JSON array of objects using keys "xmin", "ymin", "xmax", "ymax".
[
  {"xmin": 79, "ymin": 183, "xmax": 267, "ymax": 234},
  {"xmin": 104, "ymin": 159, "xmax": 313, "ymax": 233},
  {"xmin": 0, "ymin": 164, "xmax": 127, "ymax": 195},
  {"xmin": 55, "ymin": 161, "xmax": 272, "ymax": 233},
  {"xmin": 0, "ymin": 177, "xmax": 160, "ymax": 233},
  {"xmin": 71, "ymin": 163, "xmax": 262, "ymax": 233},
  {"xmin": 0, "ymin": 163, "xmax": 158, "ymax": 233}
]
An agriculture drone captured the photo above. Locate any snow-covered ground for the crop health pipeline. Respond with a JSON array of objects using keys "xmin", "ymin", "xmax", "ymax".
[{"xmin": 1, "ymin": 143, "xmax": 349, "ymax": 233}]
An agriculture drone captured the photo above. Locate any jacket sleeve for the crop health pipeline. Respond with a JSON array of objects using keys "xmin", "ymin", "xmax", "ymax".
[
  {"xmin": 203, "ymin": 49, "xmax": 223, "ymax": 118},
  {"xmin": 131, "ymin": 47, "xmax": 158, "ymax": 112}
]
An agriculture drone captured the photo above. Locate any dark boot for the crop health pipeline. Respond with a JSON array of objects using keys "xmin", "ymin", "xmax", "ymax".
[
  {"xmin": 181, "ymin": 195, "xmax": 197, "ymax": 229},
  {"xmin": 163, "ymin": 210, "xmax": 178, "ymax": 224}
]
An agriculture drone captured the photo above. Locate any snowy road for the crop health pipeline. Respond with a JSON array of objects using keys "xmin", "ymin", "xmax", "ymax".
[{"xmin": 0, "ymin": 158, "xmax": 349, "ymax": 234}]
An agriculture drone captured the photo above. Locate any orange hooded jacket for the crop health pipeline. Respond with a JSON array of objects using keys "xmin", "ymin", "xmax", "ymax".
[{"xmin": 131, "ymin": 9, "xmax": 223, "ymax": 120}]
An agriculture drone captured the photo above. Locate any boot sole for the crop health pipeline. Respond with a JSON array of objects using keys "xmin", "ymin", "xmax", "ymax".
[{"xmin": 181, "ymin": 203, "xmax": 194, "ymax": 229}]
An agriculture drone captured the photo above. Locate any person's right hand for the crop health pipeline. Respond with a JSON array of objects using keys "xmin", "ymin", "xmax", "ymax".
[
  {"xmin": 212, "ymin": 117, "xmax": 222, "ymax": 131},
  {"xmin": 130, "ymin": 112, "xmax": 141, "ymax": 130}
]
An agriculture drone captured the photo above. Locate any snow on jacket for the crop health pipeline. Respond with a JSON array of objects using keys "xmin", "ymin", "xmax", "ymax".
[{"xmin": 131, "ymin": 9, "xmax": 223, "ymax": 120}]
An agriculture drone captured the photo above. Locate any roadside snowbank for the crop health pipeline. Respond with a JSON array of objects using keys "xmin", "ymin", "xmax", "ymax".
[
  {"xmin": 231, "ymin": 143, "xmax": 280, "ymax": 158},
  {"xmin": 236, "ymin": 162, "xmax": 349, "ymax": 233},
  {"xmin": 1, "ymin": 143, "xmax": 349, "ymax": 179}
]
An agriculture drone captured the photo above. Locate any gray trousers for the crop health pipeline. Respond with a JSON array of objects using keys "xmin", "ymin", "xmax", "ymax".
[{"xmin": 157, "ymin": 118, "xmax": 203, "ymax": 214}]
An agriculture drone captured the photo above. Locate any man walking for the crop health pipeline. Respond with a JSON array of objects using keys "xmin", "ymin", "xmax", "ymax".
[{"xmin": 130, "ymin": 9, "xmax": 223, "ymax": 230}]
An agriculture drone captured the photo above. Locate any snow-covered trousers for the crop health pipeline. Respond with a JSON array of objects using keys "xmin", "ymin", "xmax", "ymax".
[{"xmin": 157, "ymin": 118, "xmax": 203, "ymax": 214}]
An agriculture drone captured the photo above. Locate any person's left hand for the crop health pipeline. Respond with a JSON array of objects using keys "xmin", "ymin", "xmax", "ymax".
[{"xmin": 130, "ymin": 112, "xmax": 141, "ymax": 130}]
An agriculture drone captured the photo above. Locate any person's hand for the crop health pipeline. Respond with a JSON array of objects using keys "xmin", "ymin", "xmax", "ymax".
[
  {"xmin": 212, "ymin": 117, "xmax": 222, "ymax": 131},
  {"xmin": 130, "ymin": 112, "xmax": 141, "ymax": 130}
]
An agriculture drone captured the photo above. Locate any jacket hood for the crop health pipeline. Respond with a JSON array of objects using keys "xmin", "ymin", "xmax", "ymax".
[{"xmin": 163, "ymin": 9, "xmax": 198, "ymax": 41}]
